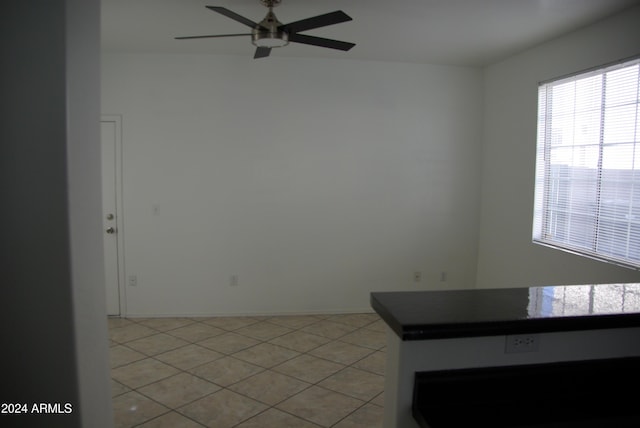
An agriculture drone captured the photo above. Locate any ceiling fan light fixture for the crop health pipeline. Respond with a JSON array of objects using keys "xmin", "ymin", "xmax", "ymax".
[{"xmin": 252, "ymin": 30, "xmax": 289, "ymax": 48}]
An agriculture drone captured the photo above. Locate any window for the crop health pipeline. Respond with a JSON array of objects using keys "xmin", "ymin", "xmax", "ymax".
[
  {"xmin": 528, "ymin": 284, "xmax": 640, "ymax": 317},
  {"xmin": 533, "ymin": 57, "xmax": 640, "ymax": 269}
]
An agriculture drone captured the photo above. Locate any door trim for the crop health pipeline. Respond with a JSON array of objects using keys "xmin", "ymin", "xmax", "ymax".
[{"xmin": 101, "ymin": 114, "xmax": 126, "ymax": 316}]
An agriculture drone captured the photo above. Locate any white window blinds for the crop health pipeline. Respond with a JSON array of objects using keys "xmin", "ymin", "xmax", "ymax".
[{"xmin": 533, "ymin": 57, "xmax": 640, "ymax": 269}]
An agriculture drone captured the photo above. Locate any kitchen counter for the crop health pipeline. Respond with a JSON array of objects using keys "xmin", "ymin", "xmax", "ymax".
[
  {"xmin": 371, "ymin": 283, "xmax": 640, "ymax": 428},
  {"xmin": 371, "ymin": 283, "xmax": 640, "ymax": 340}
]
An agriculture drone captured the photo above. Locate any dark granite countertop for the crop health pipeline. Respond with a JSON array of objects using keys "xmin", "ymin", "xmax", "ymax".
[{"xmin": 371, "ymin": 283, "xmax": 640, "ymax": 340}]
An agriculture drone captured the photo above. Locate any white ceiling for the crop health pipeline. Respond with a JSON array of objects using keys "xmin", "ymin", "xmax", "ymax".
[{"xmin": 101, "ymin": 0, "xmax": 640, "ymax": 66}]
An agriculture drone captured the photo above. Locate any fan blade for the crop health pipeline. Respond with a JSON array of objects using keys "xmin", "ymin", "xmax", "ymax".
[
  {"xmin": 288, "ymin": 33, "xmax": 355, "ymax": 51},
  {"xmin": 280, "ymin": 11, "xmax": 352, "ymax": 33},
  {"xmin": 206, "ymin": 6, "xmax": 264, "ymax": 29},
  {"xmin": 175, "ymin": 33, "xmax": 251, "ymax": 40},
  {"xmin": 254, "ymin": 46, "xmax": 271, "ymax": 59}
]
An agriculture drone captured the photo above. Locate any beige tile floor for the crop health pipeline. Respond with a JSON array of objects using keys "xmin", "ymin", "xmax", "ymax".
[{"xmin": 109, "ymin": 313, "xmax": 386, "ymax": 428}]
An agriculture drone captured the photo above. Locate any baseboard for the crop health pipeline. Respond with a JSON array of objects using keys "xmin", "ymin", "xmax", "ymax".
[{"xmin": 119, "ymin": 308, "xmax": 377, "ymax": 318}]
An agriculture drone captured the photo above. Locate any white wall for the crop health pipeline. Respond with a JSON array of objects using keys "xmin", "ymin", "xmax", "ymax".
[
  {"xmin": 102, "ymin": 55, "xmax": 483, "ymax": 316},
  {"xmin": 67, "ymin": 0, "xmax": 114, "ymax": 425},
  {"xmin": 476, "ymin": 5, "xmax": 640, "ymax": 289},
  {"xmin": 2, "ymin": 0, "xmax": 112, "ymax": 426}
]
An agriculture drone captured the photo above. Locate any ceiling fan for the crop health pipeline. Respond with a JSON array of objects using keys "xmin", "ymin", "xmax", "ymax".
[{"xmin": 175, "ymin": 0, "xmax": 356, "ymax": 59}]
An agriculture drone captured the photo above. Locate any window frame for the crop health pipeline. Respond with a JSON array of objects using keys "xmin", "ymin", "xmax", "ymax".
[{"xmin": 532, "ymin": 56, "xmax": 640, "ymax": 270}]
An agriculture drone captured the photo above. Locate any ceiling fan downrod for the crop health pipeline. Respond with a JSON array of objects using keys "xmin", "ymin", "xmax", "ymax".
[{"xmin": 260, "ymin": 0, "xmax": 282, "ymax": 8}]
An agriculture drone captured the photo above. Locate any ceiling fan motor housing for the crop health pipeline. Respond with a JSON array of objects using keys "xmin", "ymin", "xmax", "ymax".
[{"xmin": 252, "ymin": 9, "xmax": 289, "ymax": 48}]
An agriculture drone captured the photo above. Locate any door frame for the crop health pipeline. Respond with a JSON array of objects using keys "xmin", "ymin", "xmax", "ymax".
[{"xmin": 101, "ymin": 115, "xmax": 127, "ymax": 316}]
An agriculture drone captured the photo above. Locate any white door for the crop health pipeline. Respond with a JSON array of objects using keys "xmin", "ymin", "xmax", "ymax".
[{"xmin": 101, "ymin": 117, "xmax": 123, "ymax": 316}]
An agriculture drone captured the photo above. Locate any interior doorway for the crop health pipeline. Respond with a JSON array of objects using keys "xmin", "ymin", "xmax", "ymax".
[{"xmin": 101, "ymin": 115, "xmax": 125, "ymax": 316}]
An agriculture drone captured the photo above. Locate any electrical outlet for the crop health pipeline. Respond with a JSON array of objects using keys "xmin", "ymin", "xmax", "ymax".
[
  {"xmin": 505, "ymin": 334, "xmax": 540, "ymax": 353},
  {"xmin": 128, "ymin": 275, "xmax": 137, "ymax": 287},
  {"xmin": 413, "ymin": 271, "xmax": 422, "ymax": 282}
]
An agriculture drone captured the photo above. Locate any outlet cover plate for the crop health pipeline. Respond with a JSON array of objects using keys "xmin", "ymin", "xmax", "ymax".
[{"xmin": 505, "ymin": 334, "xmax": 540, "ymax": 354}]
